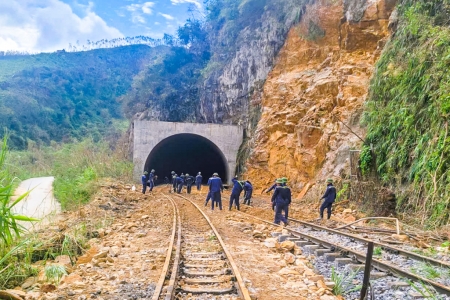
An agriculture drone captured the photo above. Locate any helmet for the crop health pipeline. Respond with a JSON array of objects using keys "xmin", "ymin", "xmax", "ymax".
[
  {"xmin": 186, "ymin": 173, "xmax": 189, "ymax": 176},
  {"xmin": 198, "ymin": 172, "xmax": 201, "ymax": 175},
  {"xmin": 276, "ymin": 178, "xmax": 283, "ymax": 184},
  {"xmin": 151, "ymin": 169, "xmax": 155, "ymax": 173},
  {"xmin": 282, "ymin": 177, "xmax": 288, "ymax": 183},
  {"xmin": 213, "ymin": 172, "xmax": 218, "ymax": 176},
  {"xmin": 144, "ymin": 171, "xmax": 148, "ymax": 175},
  {"xmin": 326, "ymin": 178, "xmax": 333, "ymax": 183},
  {"xmin": 171, "ymin": 171, "xmax": 175, "ymax": 174}
]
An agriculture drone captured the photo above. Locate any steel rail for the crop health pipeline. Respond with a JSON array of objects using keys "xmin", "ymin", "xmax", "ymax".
[
  {"xmin": 151, "ymin": 195, "xmax": 179, "ymax": 300},
  {"xmin": 236, "ymin": 212, "xmax": 450, "ymax": 296},
  {"xmin": 287, "ymin": 217, "xmax": 450, "ymax": 269},
  {"xmin": 175, "ymin": 194, "xmax": 252, "ymax": 300}
]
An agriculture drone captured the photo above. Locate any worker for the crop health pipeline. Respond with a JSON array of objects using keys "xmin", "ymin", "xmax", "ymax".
[
  {"xmin": 185, "ymin": 173, "xmax": 194, "ymax": 194},
  {"xmin": 176, "ymin": 174, "xmax": 184, "ymax": 194},
  {"xmin": 195, "ymin": 172, "xmax": 203, "ymax": 191},
  {"xmin": 204, "ymin": 174, "xmax": 214, "ymax": 206},
  {"xmin": 243, "ymin": 180, "xmax": 253, "ymax": 205},
  {"xmin": 208, "ymin": 173, "xmax": 223, "ymax": 210},
  {"xmin": 319, "ymin": 178, "xmax": 336, "ymax": 221},
  {"xmin": 281, "ymin": 177, "xmax": 290, "ymax": 219},
  {"xmin": 229, "ymin": 176, "xmax": 243, "ymax": 211},
  {"xmin": 271, "ymin": 178, "xmax": 291, "ymax": 226},
  {"xmin": 171, "ymin": 171, "xmax": 177, "ymax": 193},
  {"xmin": 265, "ymin": 179, "xmax": 277, "ymax": 194},
  {"xmin": 148, "ymin": 169, "xmax": 156, "ymax": 192},
  {"xmin": 141, "ymin": 171, "xmax": 148, "ymax": 194}
]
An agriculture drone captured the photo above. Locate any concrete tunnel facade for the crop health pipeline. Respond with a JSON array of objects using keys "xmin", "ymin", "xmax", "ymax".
[{"xmin": 133, "ymin": 121, "xmax": 244, "ymax": 184}]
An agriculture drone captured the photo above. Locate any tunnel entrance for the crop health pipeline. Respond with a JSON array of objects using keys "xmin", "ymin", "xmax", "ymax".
[{"xmin": 144, "ymin": 134, "xmax": 229, "ymax": 185}]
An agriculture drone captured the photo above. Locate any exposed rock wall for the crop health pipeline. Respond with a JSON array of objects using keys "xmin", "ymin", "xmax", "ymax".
[
  {"xmin": 244, "ymin": 0, "xmax": 396, "ymax": 196},
  {"xmin": 198, "ymin": 0, "xmax": 309, "ymax": 124}
]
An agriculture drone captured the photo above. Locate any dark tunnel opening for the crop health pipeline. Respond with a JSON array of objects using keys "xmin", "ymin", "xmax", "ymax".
[{"xmin": 144, "ymin": 134, "xmax": 229, "ymax": 185}]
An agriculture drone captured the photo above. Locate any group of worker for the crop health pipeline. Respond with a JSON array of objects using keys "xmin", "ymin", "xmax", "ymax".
[{"xmin": 141, "ymin": 169, "xmax": 336, "ymax": 223}]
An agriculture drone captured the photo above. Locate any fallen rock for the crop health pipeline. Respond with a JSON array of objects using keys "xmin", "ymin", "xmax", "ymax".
[
  {"xmin": 252, "ymin": 230, "xmax": 265, "ymax": 239},
  {"xmin": 343, "ymin": 208, "xmax": 352, "ymax": 214},
  {"xmin": 391, "ymin": 234, "xmax": 409, "ymax": 242},
  {"xmin": 284, "ymin": 252, "xmax": 296, "ymax": 264},
  {"xmin": 278, "ymin": 267, "xmax": 300, "ymax": 275},
  {"xmin": 40, "ymin": 284, "xmax": 56, "ymax": 293},
  {"xmin": 279, "ymin": 241, "xmax": 295, "ymax": 251},
  {"xmin": 21, "ymin": 277, "xmax": 36, "ymax": 290},
  {"xmin": 0, "ymin": 290, "xmax": 23, "ymax": 300},
  {"xmin": 263, "ymin": 238, "xmax": 277, "ymax": 248}
]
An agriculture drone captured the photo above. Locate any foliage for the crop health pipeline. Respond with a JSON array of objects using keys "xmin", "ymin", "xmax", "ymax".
[
  {"xmin": 359, "ymin": 145, "xmax": 373, "ymax": 176},
  {"xmin": 331, "ymin": 266, "xmax": 361, "ymax": 295},
  {"xmin": 373, "ymin": 246, "xmax": 382, "ymax": 256},
  {"xmin": 0, "ymin": 135, "xmax": 39, "ymax": 248},
  {"xmin": 44, "ymin": 264, "xmax": 67, "ymax": 285},
  {"xmin": 0, "ymin": 45, "xmax": 161, "ymax": 149},
  {"xmin": 6, "ymin": 137, "xmax": 133, "ymax": 210},
  {"xmin": 362, "ymin": 0, "xmax": 450, "ymax": 227}
]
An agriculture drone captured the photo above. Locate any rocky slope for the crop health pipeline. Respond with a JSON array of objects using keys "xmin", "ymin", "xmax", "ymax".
[{"xmin": 244, "ymin": 0, "xmax": 396, "ymax": 196}]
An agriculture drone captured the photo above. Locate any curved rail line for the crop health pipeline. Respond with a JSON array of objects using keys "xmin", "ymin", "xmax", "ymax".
[
  {"xmin": 152, "ymin": 193, "xmax": 251, "ymax": 300},
  {"xmin": 234, "ymin": 210, "xmax": 450, "ymax": 296}
]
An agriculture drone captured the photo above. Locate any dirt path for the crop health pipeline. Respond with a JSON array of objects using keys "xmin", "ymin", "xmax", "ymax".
[{"xmin": 12, "ymin": 176, "xmax": 61, "ymax": 230}]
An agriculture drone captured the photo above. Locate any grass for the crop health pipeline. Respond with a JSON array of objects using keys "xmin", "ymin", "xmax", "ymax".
[
  {"xmin": 407, "ymin": 279, "xmax": 443, "ymax": 299},
  {"xmin": 44, "ymin": 264, "xmax": 67, "ymax": 285},
  {"xmin": 411, "ymin": 262, "xmax": 442, "ymax": 280},
  {"xmin": 373, "ymin": 246, "xmax": 382, "ymax": 256},
  {"xmin": 331, "ymin": 266, "xmax": 362, "ymax": 296}
]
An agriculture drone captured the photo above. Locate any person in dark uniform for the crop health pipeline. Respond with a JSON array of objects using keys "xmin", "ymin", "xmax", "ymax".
[
  {"xmin": 265, "ymin": 179, "xmax": 277, "ymax": 194},
  {"xmin": 208, "ymin": 173, "xmax": 223, "ymax": 210},
  {"xmin": 185, "ymin": 173, "xmax": 194, "ymax": 194},
  {"xmin": 319, "ymin": 178, "xmax": 336, "ymax": 220},
  {"xmin": 271, "ymin": 178, "xmax": 291, "ymax": 226},
  {"xmin": 171, "ymin": 171, "xmax": 177, "ymax": 193},
  {"xmin": 243, "ymin": 180, "xmax": 253, "ymax": 205},
  {"xmin": 195, "ymin": 172, "xmax": 202, "ymax": 191},
  {"xmin": 177, "ymin": 175, "xmax": 185, "ymax": 194},
  {"xmin": 229, "ymin": 176, "xmax": 244, "ymax": 211},
  {"xmin": 141, "ymin": 171, "xmax": 148, "ymax": 194},
  {"xmin": 164, "ymin": 176, "xmax": 169, "ymax": 184},
  {"xmin": 204, "ymin": 174, "xmax": 214, "ymax": 206},
  {"xmin": 281, "ymin": 177, "xmax": 290, "ymax": 219},
  {"xmin": 148, "ymin": 169, "xmax": 155, "ymax": 192}
]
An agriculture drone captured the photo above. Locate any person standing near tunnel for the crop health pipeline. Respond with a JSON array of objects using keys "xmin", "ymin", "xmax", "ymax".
[
  {"xmin": 208, "ymin": 173, "xmax": 223, "ymax": 210},
  {"xmin": 185, "ymin": 173, "xmax": 194, "ymax": 194},
  {"xmin": 195, "ymin": 172, "xmax": 202, "ymax": 191},
  {"xmin": 148, "ymin": 169, "xmax": 156, "ymax": 192},
  {"xmin": 229, "ymin": 176, "xmax": 243, "ymax": 211},
  {"xmin": 141, "ymin": 171, "xmax": 149, "ymax": 194},
  {"xmin": 243, "ymin": 180, "xmax": 253, "ymax": 205},
  {"xmin": 171, "ymin": 172, "xmax": 177, "ymax": 193},
  {"xmin": 177, "ymin": 174, "xmax": 184, "ymax": 194}
]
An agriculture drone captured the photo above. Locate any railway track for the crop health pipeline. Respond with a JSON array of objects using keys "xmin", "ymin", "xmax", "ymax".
[
  {"xmin": 228, "ymin": 206, "xmax": 450, "ymax": 298},
  {"xmin": 151, "ymin": 193, "xmax": 251, "ymax": 300}
]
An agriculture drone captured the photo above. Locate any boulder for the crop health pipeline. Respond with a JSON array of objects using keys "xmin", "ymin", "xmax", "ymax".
[
  {"xmin": 284, "ymin": 252, "xmax": 296, "ymax": 264},
  {"xmin": 279, "ymin": 241, "xmax": 295, "ymax": 251}
]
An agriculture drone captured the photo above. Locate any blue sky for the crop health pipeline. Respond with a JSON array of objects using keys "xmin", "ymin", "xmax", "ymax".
[{"xmin": 0, "ymin": 0, "xmax": 203, "ymax": 53}]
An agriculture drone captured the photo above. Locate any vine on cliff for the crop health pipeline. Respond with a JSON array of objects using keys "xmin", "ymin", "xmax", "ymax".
[{"xmin": 362, "ymin": 0, "xmax": 450, "ymax": 227}]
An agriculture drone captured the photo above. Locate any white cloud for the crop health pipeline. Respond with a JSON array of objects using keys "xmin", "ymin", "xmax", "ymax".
[
  {"xmin": 158, "ymin": 13, "xmax": 175, "ymax": 20},
  {"xmin": 170, "ymin": 0, "xmax": 202, "ymax": 10},
  {"xmin": 126, "ymin": 2, "xmax": 154, "ymax": 24},
  {"xmin": 0, "ymin": 0, "xmax": 122, "ymax": 53}
]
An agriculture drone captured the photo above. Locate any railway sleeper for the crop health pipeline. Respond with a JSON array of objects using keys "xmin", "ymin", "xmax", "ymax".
[
  {"xmin": 183, "ymin": 276, "xmax": 233, "ymax": 284},
  {"xmin": 183, "ymin": 268, "xmax": 232, "ymax": 276},
  {"xmin": 185, "ymin": 256, "xmax": 225, "ymax": 261},
  {"xmin": 184, "ymin": 263, "xmax": 226, "ymax": 268},
  {"xmin": 179, "ymin": 285, "xmax": 235, "ymax": 294}
]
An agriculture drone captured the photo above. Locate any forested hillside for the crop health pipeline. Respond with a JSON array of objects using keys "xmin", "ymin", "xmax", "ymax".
[
  {"xmin": 0, "ymin": 45, "xmax": 166, "ymax": 149},
  {"xmin": 363, "ymin": 0, "xmax": 450, "ymax": 226}
]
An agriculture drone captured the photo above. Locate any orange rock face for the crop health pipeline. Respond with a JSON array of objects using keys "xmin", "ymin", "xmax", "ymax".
[{"xmin": 245, "ymin": 0, "xmax": 396, "ymax": 195}]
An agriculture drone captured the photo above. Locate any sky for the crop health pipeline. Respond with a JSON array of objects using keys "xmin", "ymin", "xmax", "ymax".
[{"xmin": 0, "ymin": 0, "xmax": 204, "ymax": 53}]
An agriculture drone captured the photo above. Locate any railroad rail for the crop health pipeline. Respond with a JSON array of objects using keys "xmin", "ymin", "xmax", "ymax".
[
  {"xmin": 151, "ymin": 193, "xmax": 251, "ymax": 300},
  {"xmin": 232, "ymin": 210, "xmax": 450, "ymax": 297}
]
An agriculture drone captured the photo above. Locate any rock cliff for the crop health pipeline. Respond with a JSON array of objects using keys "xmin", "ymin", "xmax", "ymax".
[{"xmin": 244, "ymin": 0, "xmax": 396, "ymax": 196}]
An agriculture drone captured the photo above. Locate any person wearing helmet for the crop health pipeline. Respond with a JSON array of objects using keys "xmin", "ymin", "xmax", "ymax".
[
  {"xmin": 141, "ymin": 171, "xmax": 149, "ymax": 194},
  {"xmin": 229, "ymin": 176, "xmax": 244, "ymax": 211},
  {"xmin": 207, "ymin": 173, "xmax": 223, "ymax": 210},
  {"xmin": 185, "ymin": 173, "xmax": 194, "ymax": 194},
  {"xmin": 148, "ymin": 169, "xmax": 156, "ymax": 192},
  {"xmin": 177, "ymin": 174, "xmax": 185, "ymax": 194},
  {"xmin": 171, "ymin": 172, "xmax": 177, "ymax": 193},
  {"xmin": 195, "ymin": 172, "xmax": 203, "ymax": 191},
  {"xmin": 272, "ymin": 178, "xmax": 291, "ymax": 226},
  {"xmin": 319, "ymin": 178, "xmax": 336, "ymax": 221},
  {"xmin": 243, "ymin": 180, "xmax": 253, "ymax": 205}
]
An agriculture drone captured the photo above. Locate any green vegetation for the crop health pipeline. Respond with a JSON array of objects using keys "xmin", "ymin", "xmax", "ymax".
[
  {"xmin": 44, "ymin": 265, "xmax": 67, "ymax": 285},
  {"xmin": 330, "ymin": 266, "xmax": 361, "ymax": 296},
  {"xmin": 0, "ymin": 45, "xmax": 163, "ymax": 149},
  {"xmin": 362, "ymin": 0, "xmax": 450, "ymax": 226},
  {"xmin": 373, "ymin": 246, "xmax": 382, "ymax": 256},
  {"xmin": 7, "ymin": 137, "xmax": 133, "ymax": 210}
]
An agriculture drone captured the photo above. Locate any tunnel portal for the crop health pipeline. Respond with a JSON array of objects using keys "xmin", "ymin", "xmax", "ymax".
[
  {"xmin": 133, "ymin": 121, "xmax": 243, "ymax": 184},
  {"xmin": 144, "ymin": 134, "xmax": 228, "ymax": 184}
]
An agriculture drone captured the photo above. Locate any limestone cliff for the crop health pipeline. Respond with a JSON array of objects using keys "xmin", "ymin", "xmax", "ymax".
[{"xmin": 244, "ymin": 0, "xmax": 396, "ymax": 196}]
